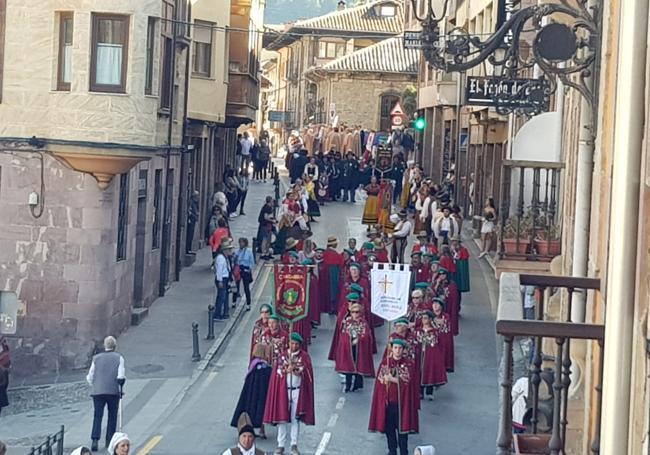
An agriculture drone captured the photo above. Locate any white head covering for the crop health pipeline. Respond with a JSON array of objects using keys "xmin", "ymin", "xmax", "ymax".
[
  {"xmin": 107, "ymin": 432, "xmax": 130, "ymax": 454},
  {"xmin": 70, "ymin": 448, "xmax": 89, "ymax": 455}
]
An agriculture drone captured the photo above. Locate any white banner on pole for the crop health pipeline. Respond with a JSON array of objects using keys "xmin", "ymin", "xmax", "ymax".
[{"xmin": 371, "ymin": 263, "xmax": 411, "ymax": 321}]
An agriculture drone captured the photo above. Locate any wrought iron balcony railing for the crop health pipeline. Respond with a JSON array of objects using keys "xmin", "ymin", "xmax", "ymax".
[
  {"xmin": 498, "ymin": 160, "xmax": 564, "ymax": 261},
  {"xmin": 496, "ymin": 273, "xmax": 603, "ymax": 455}
]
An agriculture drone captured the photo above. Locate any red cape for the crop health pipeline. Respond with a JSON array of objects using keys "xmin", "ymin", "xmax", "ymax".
[
  {"xmin": 439, "ymin": 255, "xmax": 457, "ymax": 273},
  {"xmin": 416, "ymin": 327, "xmax": 447, "ymax": 386},
  {"xmin": 334, "ymin": 317, "xmax": 375, "ymax": 376},
  {"xmin": 368, "ymin": 355, "xmax": 419, "ymax": 434},
  {"xmin": 385, "ymin": 331, "xmax": 421, "ymax": 410},
  {"xmin": 308, "ymin": 272, "xmax": 321, "ymax": 325},
  {"xmin": 414, "ymin": 265, "xmax": 432, "ymax": 284},
  {"xmin": 434, "ymin": 313, "xmax": 454, "ymax": 372},
  {"xmin": 263, "ymin": 349, "xmax": 315, "ymax": 426},
  {"xmin": 446, "ymin": 281, "xmax": 460, "ymax": 336}
]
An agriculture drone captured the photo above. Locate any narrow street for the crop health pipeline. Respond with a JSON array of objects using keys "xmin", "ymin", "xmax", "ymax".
[{"xmin": 137, "ymin": 201, "xmax": 499, "ymax": 454}]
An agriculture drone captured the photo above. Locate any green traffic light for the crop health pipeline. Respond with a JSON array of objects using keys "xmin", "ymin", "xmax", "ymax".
[{"xmin": 414, "ymin": 117, "xmax": 426, "ymax": 131}]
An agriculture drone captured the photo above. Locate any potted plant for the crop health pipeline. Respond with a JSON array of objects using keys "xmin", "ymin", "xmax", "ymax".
[
  {"xmin": 502, "ymin": 215, "xmax": 532, "ymax": 255},
  {"xmin": 534, "ymin": 224, "xmax": 561, "ymax": 257}
]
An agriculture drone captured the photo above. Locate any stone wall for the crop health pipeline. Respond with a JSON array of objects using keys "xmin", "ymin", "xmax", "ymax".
[
  {"xmin": 317, "ymin": 74, "xmax": 416, "ymax": 130},
  {"xmin": 0, "ymin": 151, "xmax": 180, "ymax": 375}
]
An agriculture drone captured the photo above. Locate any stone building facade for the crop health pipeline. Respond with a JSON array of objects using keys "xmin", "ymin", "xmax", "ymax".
[{"xmin": 0, "ymin": 0, "xmax": 253, "ymax": 375}]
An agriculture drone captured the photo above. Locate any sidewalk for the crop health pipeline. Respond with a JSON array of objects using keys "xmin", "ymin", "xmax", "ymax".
[{"xmin": 0, "ymin": 178, "xmax": 277, "ymax": 452}]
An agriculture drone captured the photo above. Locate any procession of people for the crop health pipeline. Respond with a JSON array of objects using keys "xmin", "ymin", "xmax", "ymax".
[{"xmin": 225, "ymin": 124, "xmax": 473, "ymax": 455}]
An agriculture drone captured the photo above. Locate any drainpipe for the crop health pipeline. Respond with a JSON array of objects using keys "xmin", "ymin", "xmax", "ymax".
[{"xmin": 600, "ymin": 0, "xmax": 648, "ymax": 451}]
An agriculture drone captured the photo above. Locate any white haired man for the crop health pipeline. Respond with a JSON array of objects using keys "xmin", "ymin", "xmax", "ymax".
[{"xmin": 86, "ymin": 336, "xmax": 126, "ymax": 452}]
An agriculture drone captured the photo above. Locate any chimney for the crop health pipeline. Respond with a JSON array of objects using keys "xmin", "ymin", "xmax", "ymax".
[{"xmin": 337, "ymin": 1, "xmax": 346, "ymax": 11}]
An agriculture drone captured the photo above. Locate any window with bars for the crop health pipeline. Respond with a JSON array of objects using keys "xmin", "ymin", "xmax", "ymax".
[
  {"xmin": 152, "ymin": 169, "xmax": 162, "ymax": 250},
  {"xmin": 192, "ymin": 20, "xmax": 213, "ymax": 77},
  {"xmin": 57, "ymin": 12, "xmax": 73, "ymax": 91},
  {"xmin": 90, "ymin": 13, "xmax": 129, "ymax": 93},
  {"xmin": 116, "ymin": 173, "xmax": 129, "ymax": 261}
]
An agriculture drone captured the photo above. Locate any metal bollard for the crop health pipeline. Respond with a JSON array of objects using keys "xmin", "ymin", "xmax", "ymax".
[
  {"xmin": 206, "ymin": 305, "xmax": 215, "ymax": 340},
  {"xmin": 191, "ymin": 322, "xmax": 201, "ymax": 361}
]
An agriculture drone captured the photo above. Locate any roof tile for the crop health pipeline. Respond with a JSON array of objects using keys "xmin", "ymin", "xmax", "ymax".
[{"xmin": 318, "ymin": 36, "xmax": 419, "ymax": 74}]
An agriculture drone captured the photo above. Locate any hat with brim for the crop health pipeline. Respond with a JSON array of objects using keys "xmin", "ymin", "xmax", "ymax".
[
  {"xmin": 432, "ymin": 297, "xmax": 446, "ymax": 308},
  {"xmin": 302, "ymin": 259, "xmax": 314, "ymax": 266},
  {"xmin": 362, "ymin": 242, "xmax": 375, "ymax": 250},
  {"xmin": 344, "ymin": 248, "xmax": 355, "ymax": 256},
  {"xmin": 349, "ymin": 262, "xmax": 362, "ymax": 271},
  {"xmin": 269, "ymin": 314, "xmax": 281, "ymax": 321},
  {"xmin": 315, "ymin": 247, "xmax": 325, "ymax": 252},
  {"xmin": 346, "ymin": 292, "xmax": 360, "ymax": 301},
  {"xmin": 290, "ymin": 332, "xmax": 304, "ymax": 344},
  {"xmin": 285, "ymin": 238, "xmax": 299, "ymax": 250},
  {"xmin": 288, "ymin": 251, "xmax": 300, "ymax": 259},
  {"xmin": 220, "ymin": 239, "xmax": 235, "ymax": 250},
  {"xmin": 449, "ymin": 236, "xmax": 461, "ymax": 242},
  {"xmin": 422, "ymin": 252, "xmax": 435, "ymax": 258},
  {"xmin": 394, "ymin": 317, "xmax": 410, "ymax": 325},
  {"xmin": 398, "ymin": 210, "xmax": 408, "ymax": 218},
  {"xmin": 327, "ymin": 236, "xmax": 338, "ymax": 247},
  {"xmin": 366, "ymin": 228, "xmax": 379, "ymax": 237},
  {"xmin": 373, "ymin": 239, "xmax": 385, "ymax": 249},
  {"xmin": 414, "ymin": 282, "xmax": 430, "ymax": 290},
  {"xmin": 437, "ymin": 267, "xmax": 449, "ymax": 275},
  {"xmin": 416, "ymin": 231, "xmax": 428, "ymax": 238},
  {"xmin": 260, "ymin": 303, "xmax": 273, "ymax": 313},
  {"xmin": 390, "ymin": 338, "xmax": 408, "ymax": 348}
]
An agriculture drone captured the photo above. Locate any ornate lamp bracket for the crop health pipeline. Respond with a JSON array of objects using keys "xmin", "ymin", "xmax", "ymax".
[{"xmin": 412, "ymin": 0, "xmax": 600, "ymax": 112}]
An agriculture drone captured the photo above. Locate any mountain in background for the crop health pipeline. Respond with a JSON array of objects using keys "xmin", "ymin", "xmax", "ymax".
[{"xmin": 265, "ymin": 0, "xmax": 369, "ymax": 24}]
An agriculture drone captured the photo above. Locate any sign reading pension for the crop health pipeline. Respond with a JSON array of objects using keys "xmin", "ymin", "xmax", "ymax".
[
  {"xmin": 371, "ymin": 263, "xmax": 411, "ymax": 321},
  {"xmin": 273, "ymin": 265, "xmax": 311, "ymax": 323},
  {"xmin": 465, "ymin": 76, "xmax": 550, "ymax": 111}
]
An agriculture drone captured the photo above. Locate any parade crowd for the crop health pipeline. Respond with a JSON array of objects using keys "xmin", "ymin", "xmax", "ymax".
[{"xmin": 225, "ymin": 125, "xmax": 472, "ymax": 455}]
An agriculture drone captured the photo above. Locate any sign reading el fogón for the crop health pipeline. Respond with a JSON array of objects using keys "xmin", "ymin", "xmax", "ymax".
[{"xmin": 273, "ymin": 265, "xmax": 311, "ymax": 323}]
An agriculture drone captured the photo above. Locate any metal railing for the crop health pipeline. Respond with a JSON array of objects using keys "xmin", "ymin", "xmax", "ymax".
[
  {"xmin": 496, "ymin": 274, "xmax": 603, "ymax": 455},
  {"xmin": 498, "ymin": 160, "xmax": 564, "ymax": 260},
  {"xmin": 29, "ymin": 425, "xmax": 64, "ymax": 455}
]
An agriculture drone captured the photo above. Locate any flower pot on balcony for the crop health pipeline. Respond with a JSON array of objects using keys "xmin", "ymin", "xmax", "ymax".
[
  {"xmin": 535, "ymin": 238, "xmax": 561, "ymax": 257},
  {"xmin": 513, "ymin": 434, "xmax": 552, "ymax": 454},
  {"xmin": 503, "ymin": 238, "xmax": 530, "ymax": 255}
]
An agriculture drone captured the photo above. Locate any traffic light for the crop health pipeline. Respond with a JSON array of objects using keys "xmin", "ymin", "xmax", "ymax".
[{"xmin": 414, "ymin": 116, "xmax": 426, "ymax": 131}]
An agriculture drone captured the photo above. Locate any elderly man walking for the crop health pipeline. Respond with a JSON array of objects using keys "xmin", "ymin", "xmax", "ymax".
[{"xmin": 86, "ymin": 336, "xmax": 126, "ymax": 452}]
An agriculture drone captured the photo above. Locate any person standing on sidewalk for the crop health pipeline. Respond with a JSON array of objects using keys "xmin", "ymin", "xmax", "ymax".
[
  {"xmin": 186, "ymin": 191, "xmax": 199, "ymax": 254},
  {"xmin": 215, "ymin": 239, "xmax": 235, "ymax": 320},
  {"xmin": 86, "ymin": 336, "xmax": 126, "ymax": 452},
  {"xmin": 258, "ymin": 196, "xmax": 277, "ymax": 260},
  {"xmin": 234, "ymin": 237, "xmax": 255, "ymax": 311},
  {"xmin": 240, "ymin": 132, "xmax": 253, "ymax": 173},
  {"xmin": 239, "ymin": 169, "xmax": 250, "ymax": 216}
]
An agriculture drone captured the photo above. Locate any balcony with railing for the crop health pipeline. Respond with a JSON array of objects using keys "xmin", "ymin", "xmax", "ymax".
[
  {"xmin": 226, "ymin": 59, "xmax": 260, "ymax": 124},
  {"xmin": 496, "ymin": 273, "xmax": 603, "ymax": 455},
  {"xmin": 493, "ymin": 159, "xmax": 564, "ymax": 275}
]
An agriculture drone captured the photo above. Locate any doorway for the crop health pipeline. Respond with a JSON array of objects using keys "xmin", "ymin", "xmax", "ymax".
[{"xmin": 133, "ymin": 169, "xmax": 148, "ymax": 307}]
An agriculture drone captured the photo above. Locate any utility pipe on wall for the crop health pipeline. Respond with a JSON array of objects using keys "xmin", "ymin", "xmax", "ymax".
[{"xmin": 600, "ymin": 0, "xmax": 648, "ymax": 452}]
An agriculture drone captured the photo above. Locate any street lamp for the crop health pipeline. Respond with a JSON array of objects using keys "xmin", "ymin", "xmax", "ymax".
[{"xmin": 409, "ymin": 0, "xmax": 600, "ymax": 116}]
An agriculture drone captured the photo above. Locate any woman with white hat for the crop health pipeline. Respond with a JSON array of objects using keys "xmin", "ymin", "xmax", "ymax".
[
  {"xmin": 70, "ymin": 448, "xmax": 92, "ymax": 455},
  {"xmin": 107, "ymin": 433, "xmax": 130, "ymax": 455}
]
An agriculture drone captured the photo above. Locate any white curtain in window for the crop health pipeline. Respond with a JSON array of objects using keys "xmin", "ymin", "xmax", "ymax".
[
  {"xmin": 96, "ymin": 43, "xmax": 122, "ymax": 85},
  {"xmin": 62, "ymin": 44, "xmax": 73, "ymax": 83}
]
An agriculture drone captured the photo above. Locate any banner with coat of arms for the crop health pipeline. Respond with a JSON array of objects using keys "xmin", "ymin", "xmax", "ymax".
[{"xmin": 272, "ymin": 265, "xmax": 311, "ymax": 323}]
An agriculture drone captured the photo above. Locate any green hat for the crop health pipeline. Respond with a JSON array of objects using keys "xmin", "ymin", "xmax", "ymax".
[
  {"xmin": 290, "ymin": 332, "xmax": 304, "ymax": 344},
  {"xmin": 289, "ymin": 251, "xmax": 300, "ymax": 259},
  {"xmin": 302, "ymin": 259, "xmax": 314, "ymax": 266},
  {"xmin": 269, "ymin": 314, "xmax": 281, "ymax": 321},
  {"xmin": 431, "ymin": 255, "xmax": 440, "ymax": 262},
  {"xmin": 423, "ymin": 310, "xmax": 435, "ymax": 319},
  {"xmin": 390, "ymin": 338, "xmax": 409, "ymax": 348},
  {"xmin": 260, "ymin": 303, "xmax": 273, "ymax": 313},
  {"xmin": 346, "ymin": 292, "xmax": 360, "ymax": 301},
  {"xmin": 437, "ymin": 267, "xmax": 449, "ymax": 275},
  {"xmin": 422, "ymin": 252, "xmax": 435, "ymax": 258},
  {"xmin": 315, "ymin": 247, "xmax": 325, "ymax": 252},
  {"xmin": 350, "ymin": 283, "xmax": 364, "ymax": 294},
  {"xmin": 362, "ymin": 242, "xmax": 375, "ymax": 250},
  {"xmin": 344, "ymin": 248, "xmax": 355, "ymax": 256},
  {"xmin": 394, "ymin": 317, "xmax": 410, "ymax": 325},
  {"xmin": 432, "ymin": 297, "xmax": 446, "ymax": 307},
  {"xmin": 349, "ymin": 262, "xmax": 362, "ymax": 270},
  {"xmin": 414, "ymin": 282, "xmax": 430, "ymax": 290}
]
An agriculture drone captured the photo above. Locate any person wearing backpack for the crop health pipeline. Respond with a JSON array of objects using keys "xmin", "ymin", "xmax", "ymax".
[{"xmin": 256, "ymin": 139, "xmax": 271, "ymax": 182}]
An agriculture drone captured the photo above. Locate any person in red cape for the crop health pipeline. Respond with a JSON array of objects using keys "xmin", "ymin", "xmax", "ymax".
[
  {"xmin": 432, "ymin": 298, "xmax": 454, "ymax": 373},
  {"xmin": 407, "ymin": 286, "xmax": 432, "ymax": 328},
  {"xmin": 335, "ymin": 302, "xmax": 375, "ymax": 392},
  {"xmin": 250, "ymin": 303, "xmax": 273, "ymax": 359},
  {"xmin": 411, "ymin": 231, "xmax": 438, "ymax": 256},
  {"xmin": 416, "ymin": 310, "xmax": 447, "ymax": 400},
  {"xmin": 368, "ymin": 338, "xmax": 419, "ymax": 455},
  {"xmin": 411, "ymin": 251, "xmax": 431, "ymax": 284},
  {"xmin": 385, "ymin": 318, "xmax": 421, "ymax": 410},
  {"xmin": 438, "ymin": 245, "xmax": 457, "ymax": 283},
  {"xmin": 321, "ymin": 236, "xmax": 344, "ymax": 314},
  {"xmin": 434, "ymin": 268, "xmax": 459, "ymax": 336},
  {"xmin": 261, "ymin": 315, "xmax": 289, "ymax": 366},
  {"xmin": 337, "ymin": 263, "xmax": 370, "ymax": 315},
  {"xmin": 372, "ymin": 239, "xmax": 390, "ymax": 263},
  {"xmin": 329, "ymin": 292, "xmax": 361, "ymax": 361},
  {"xmin": 305, "ymin": 259, "xmax": 321, "ymax": 327},
  {"xmin": 263, "ymin": 333, "xmax": 315, "ymax": 455}
]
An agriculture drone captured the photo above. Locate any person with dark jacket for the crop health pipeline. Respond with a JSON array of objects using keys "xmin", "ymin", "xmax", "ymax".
[
  {"xmin": 328, "ymin": 154, "xmax": 343, "ymax": 201},
  {"xmin": 186, "ymin": 191, "xmax": 199, "ymax": 254},
  {"xmin": 389, "ymin": 156, "xmax": 406, "ymax": 204},
  {"xmin": 290, "ymin": 149, "xmax": 309, "ymax": 183},
  {"xmin": 341, "ymin": 152, "xmax": 359, "ymax": 203},
  {"xmin": 86, "ymin": 336, "xmax": 126, "ymax": 452}
]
